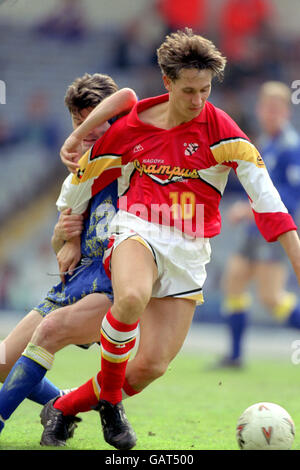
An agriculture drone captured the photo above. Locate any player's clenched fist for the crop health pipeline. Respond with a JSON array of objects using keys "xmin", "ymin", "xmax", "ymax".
[
  {"xmin": 57, "ymin": 236, "xmax": 82, "ymax": 284},
  {"xmin": 56, "ymin": 208, "xmax": 84, "ymax": 240},
  {"xmin": 51, "ymin": 208, "xmax": 84, "ymax": 254}
]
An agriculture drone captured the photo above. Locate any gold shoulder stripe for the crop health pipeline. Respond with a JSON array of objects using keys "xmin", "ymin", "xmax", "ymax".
[
  {"xmin": 211, "ymin": 138, "xmax": 265, "ymax": 168},
  {"xmin": 71, "ymin": 154, "xmax": 122, "ymax": 185}
]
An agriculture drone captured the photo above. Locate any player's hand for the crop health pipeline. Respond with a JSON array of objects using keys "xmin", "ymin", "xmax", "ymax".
[
  {"xmin": 54, "ymin": 208, "xmax": 84, "ymax": 241},
  {"xmin": 57, "ymin": 236, "xmax": 81, "ymax": 283},
  {"xmin": 60, "ymin": 134, "xmax": 82, "ymax": 173}
]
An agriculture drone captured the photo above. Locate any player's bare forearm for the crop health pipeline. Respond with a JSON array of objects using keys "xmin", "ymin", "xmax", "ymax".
[
  {"xmin": 51, "ymin": 231, "xmax": 65, "ymax": 255},
  {"xmin": 51, "ymin": 209, "xmax": 84, "ymax": 254},
  {"xmin": 278, "ymin": 230, "xmax": 300, "ymax": 285},
  {"xmin": 73, "ymin": 87, "xmax": 137, "ymax": 140}
]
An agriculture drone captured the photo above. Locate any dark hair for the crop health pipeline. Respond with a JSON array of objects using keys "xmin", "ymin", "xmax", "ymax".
[
  {"xmin": 64, "ymin": 73, "xmax": 118, "ymax": 113},
  {"xmin": 157, "ymin": 28, "xmax": 227, "ymax": 81}
]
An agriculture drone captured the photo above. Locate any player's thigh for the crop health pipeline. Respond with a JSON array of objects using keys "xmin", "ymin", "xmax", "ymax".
[
  {"xmin": 111, "ymin": 239, "xmax": 158, "ymax": 317},
  {"xmin": 33, "ymin": 293, "xmax": 112, "ymax": 349},
  {"xmin": 137, "ymin": 297, "xmax": 196, "ymax": 366},
  {"xmin": 254, "ymin": 261, "xmax": 288, "ymax": 307},
  {"xmin": 60, "ymin": 292, "xmax": 112, "ymax": 341},
  {"xmin": 0, "ymin": 309, "xmax": 42, "ymax": 381},
  {"xmin": 221, "ymin": 255, "xmax": 253, "ymax": 295}
]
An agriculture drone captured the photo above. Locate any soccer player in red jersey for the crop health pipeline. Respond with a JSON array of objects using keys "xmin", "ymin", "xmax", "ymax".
[
  {"xmin": 0, "ymin": 74, "xmax": 137, "ymax": 438},
  {"xmin": 41, "ymin": 28, "xmax": 300, "ymax": 450}
]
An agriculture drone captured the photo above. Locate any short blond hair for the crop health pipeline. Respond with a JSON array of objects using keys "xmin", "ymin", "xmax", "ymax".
[
  {"xmin": 259, "ymin": 81, "xmax": 291, "ymax": 104},
  {"xmin": 157, "ymin": 28, "xmax": 227, "ymax": 81}
]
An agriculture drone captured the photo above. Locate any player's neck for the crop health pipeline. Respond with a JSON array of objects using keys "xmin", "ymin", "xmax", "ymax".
[
  {"xmin": 164, "ymin": 108, "xmax": 189, "ymax": 129},
  {"xmin": 138, "ymin": 102, "xmax": 190, "ymax": 130}
]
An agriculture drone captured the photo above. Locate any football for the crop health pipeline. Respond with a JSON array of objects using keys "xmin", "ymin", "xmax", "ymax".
[{"xmin": 236, "ymin": 402, "xmax": 295, "ymax": 450}]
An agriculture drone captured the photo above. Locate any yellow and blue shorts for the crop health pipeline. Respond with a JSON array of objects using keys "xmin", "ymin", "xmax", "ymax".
[{"xmin": 34, "ymin": 256, "xmax": 113, "ymax": 317}]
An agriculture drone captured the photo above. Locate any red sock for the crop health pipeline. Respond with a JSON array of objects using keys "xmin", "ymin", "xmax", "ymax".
[
  {"xmin": 122, "ymin": 378, "xmax": 140, "ymax": 398},
  {"xmin": 54, "ymin": 371, "xmax": 140, "ymax": 416},
  {"xmin": 100, "ymin": 309, "xmax": 139, "ymax": 404},
  {"xmin": 54, "ymin": 377, "xmax": 99, "ymax": 416}
]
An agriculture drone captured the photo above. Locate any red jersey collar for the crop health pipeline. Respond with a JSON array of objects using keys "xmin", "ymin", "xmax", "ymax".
[{"xmin": 127, "ymin": 93, "xmax": 208, "ymax": 128}]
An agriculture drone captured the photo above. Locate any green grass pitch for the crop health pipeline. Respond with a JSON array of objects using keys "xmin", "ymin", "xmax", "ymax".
[{"xmin": 0, "ymin": 344, "xmax": 299, "ymax": 451}]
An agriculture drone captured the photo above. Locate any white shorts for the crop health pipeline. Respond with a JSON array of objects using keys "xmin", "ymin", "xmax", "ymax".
[{"xmin": 103, "ymin": 211, "xmax": 211, "ymax": 304}]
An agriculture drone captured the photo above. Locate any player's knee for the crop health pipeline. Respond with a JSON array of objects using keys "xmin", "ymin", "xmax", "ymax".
[
  {"xmin": 137, "ymin": 357, "xmax": 168, "ymax": 382},
  {"xmin": 221, "ymin": 260, "xmax": 250, "ymax": 295},
  {"xmin": 115, "ymin": 288, "xmax": 150, "ymax": 318},
  {"xmin": 0, "ymin": 341, "xmax": 28, "ymax": 381},
  {"xmin": 0, "ymin": 363, "xmax": 13, "ymax": 383},
  {"xmin": 258, "ymin": 291, "xmax": 277, "ymax": 311},
  {"xmin": 33, "ymin": 314, "xmax": 64, "ymax": 347}
]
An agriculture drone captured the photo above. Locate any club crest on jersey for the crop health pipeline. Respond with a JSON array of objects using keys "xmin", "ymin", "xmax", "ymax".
[
  {"xmin": 133, "ymin": 144, "xmax": 144, "ymax": 153},
  {"xmin": 77, "ymin": 168, "xmax": 85, "ymax": 179},
  {"xmin": 184, "ymin": 142, "xmax": 199, "ymax": 156}
]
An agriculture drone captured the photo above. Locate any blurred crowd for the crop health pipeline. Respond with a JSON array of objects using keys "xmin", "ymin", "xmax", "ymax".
[{"xmin": 0, "ymin": 0, "xmax": 300, "ymax": 314}]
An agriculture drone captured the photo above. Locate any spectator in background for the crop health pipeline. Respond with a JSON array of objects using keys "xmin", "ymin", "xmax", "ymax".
[
  {"xmin": 18, "ymin": 92, "xmax": 61, "ymax": 155},
  {"xmin": 0, "ymin": 262, "xmax": 16, "ymax": 310},
  {"xmin": 219, "ymin": 0, "xmax": 279, "ymax": 85},
  {"xmin": 35, "ymin": 0, "xmax": 87, "ymax": 41},
  {"xmin": 0, "ymin": 92, "xmax": 62, "ymax": 226},
  {"xmin": 0, "ymin": 118, "xmax": 17, "ymax": 149},
  {"xmin": 0, "ymin": 94, "xmax": 60, "ymax": 155},
  {"xmin": 113, "ymin": 0, "xmax": 209, "ymax": 70},
  {"xmin": 156, "ymin": 0, "xmax": 208, "ymax": 34}
]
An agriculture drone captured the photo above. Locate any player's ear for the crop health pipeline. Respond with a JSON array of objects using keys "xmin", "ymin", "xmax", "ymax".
[{"xmin": 163, "ymin": 75, "xmax": 172, "ymax": 92}]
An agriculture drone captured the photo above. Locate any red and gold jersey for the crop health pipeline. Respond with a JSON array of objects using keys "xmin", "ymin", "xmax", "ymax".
[{"xmin": 58, "ymin": 93, "xmax": 296, "ymax": 241}]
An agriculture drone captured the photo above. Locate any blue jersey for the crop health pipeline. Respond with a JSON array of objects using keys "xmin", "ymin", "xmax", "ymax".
[
  {"xmin": 245, "ymin": 124, "xmax": 300, "ymax": 238},
  {"xmin": 81, "ymin": 181, "xmax": 118, "ymax": 258},
  {"xmin": 259, "ymin": 124, "xmax": 300, "ymax": 218},
  {"xmin": 35, "ymin": 181, "xmax": 118, "ymax": 316}
]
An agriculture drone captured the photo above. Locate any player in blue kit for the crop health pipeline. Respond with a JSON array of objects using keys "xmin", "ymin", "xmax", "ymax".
[
  {"xmin": 218, "ymin": 81, "xmax": 300, "ymax": 367},
  {"xmin": 0, "ymin": 73, "xmax": 137, "ymax": 435},
  {"xmin": 37, "ymin": 75, "xmax": 119, "ymax": 317}
]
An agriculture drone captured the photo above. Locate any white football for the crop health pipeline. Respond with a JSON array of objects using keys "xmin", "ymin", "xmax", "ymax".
[{"xmin": 236, "ymin": 402, "xmax": 295, "ymax": 450}]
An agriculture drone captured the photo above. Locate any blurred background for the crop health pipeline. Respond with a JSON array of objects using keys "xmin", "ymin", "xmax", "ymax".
[{"xmin": 0, "ymin": 0, "xmax": 300, "ymax": 342}]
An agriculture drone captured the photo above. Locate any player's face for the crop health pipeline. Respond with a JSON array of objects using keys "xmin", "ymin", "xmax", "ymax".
[
  {"xmin": 256, "ymin": 96, "xmax": 290, "ymax": 136},
  {"xmin": 71, "ymin": 107, "xmax": 110, "ymax": 153},
  {"xmin": 164, "ymin": 68, "xmax": 212, "ymax": 122}
]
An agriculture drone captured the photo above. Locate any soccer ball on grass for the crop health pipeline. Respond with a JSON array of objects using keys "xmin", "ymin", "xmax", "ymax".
[{"xmin": 236, "ymin": 402, "xmax": 295, "ymax": 450}]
